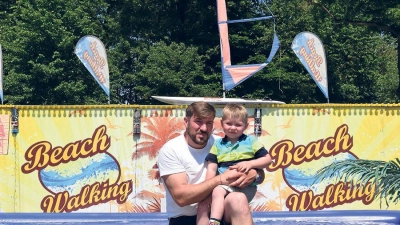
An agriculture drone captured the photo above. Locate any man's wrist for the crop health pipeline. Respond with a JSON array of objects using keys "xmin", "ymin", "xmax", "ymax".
[
  {"xmin": 254, "ymin": 173, "xmax": 262, "ymax": 184},
  {"xmin": 252, "ymin": 169, "xmax": 262, "ymax": 184}
]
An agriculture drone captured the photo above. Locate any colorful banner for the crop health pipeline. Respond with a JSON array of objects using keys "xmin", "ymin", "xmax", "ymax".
[
  {"xmin": 0, "ymin": 104, "xmax": 399, "ymax": 213},
  {"xmin": 74, "ymin": 36, "xmax": 110, "ymax": 98},
  {"xmin": 0, "ymin": 44, "xmax": 3, "ymax": 104},
  {"xmin": 292, "ymin": 32, "xmax": 329, "ymax": 101}
]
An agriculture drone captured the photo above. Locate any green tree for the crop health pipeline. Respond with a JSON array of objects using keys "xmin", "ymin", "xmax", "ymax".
[
  {"xmin": 270, "ymin": 0, "xmax": 399, "ymax": 103},
  {"xmin": 133, "ymin": 41, "xmax": 219, "ymax": 104},
  {"xmin": 2, "ymin": 0, "xmax": 110, "ymax": 104},
  {"xmin": 0, "ymin": 0, "xmax": 399, "ymax": 104},
  {"xmin": 307, "ymin": 0, "xmax": 400, "ymax": 100}
]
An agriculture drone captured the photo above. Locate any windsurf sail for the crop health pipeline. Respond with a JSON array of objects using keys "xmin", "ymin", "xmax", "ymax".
[{"xmin": 217, "ymin": 0, "xmax": 280, "ymax": 93}]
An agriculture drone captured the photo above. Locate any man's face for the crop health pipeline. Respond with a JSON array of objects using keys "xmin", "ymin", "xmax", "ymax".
[{"xmin": 184, "ymin": 114, "xmax": 214, "ymax": 149}]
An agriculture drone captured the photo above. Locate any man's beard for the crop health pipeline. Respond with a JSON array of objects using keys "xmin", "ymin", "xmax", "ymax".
[{"xmin": 187, "ymin": 130, "xmax": 209, "ymax": 146}]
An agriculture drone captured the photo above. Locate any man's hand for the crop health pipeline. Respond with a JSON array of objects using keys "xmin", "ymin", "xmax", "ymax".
[
  {"xmin": 222, "ymin": 166, "xmax": 258, "ymax": 188},
  {"xmin": 220, "ymin": 168, "xmax": 242, "ymax": 185}
]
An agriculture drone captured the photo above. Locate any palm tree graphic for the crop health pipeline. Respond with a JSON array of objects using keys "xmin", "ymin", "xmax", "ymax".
[{"xmin": 313, "ymin": 157, "xmax": 400, "ymax": 207}]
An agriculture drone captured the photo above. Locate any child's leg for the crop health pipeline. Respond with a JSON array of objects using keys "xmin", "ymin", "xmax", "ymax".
[
  {"xmin": 209, "ymin": 186, "xmax": 229, "ymax": 224},
  {"xmin": 196, "ymin": 200, "xmax": 210, "ymax": 225}
]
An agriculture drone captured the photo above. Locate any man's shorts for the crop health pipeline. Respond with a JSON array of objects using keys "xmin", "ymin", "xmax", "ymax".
[{"xmin": 169, "ymin": 215, "xmax": 230, "ymax": 225}]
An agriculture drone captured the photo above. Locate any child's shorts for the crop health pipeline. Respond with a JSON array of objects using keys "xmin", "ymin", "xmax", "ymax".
[{"xmin": 218, "ymin": 185, "xmax": 257, "ymax": 202}]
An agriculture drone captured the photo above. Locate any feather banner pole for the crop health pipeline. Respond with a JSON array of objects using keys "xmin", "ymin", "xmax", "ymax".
[{"xmin": 0, "ymin": 44, "xmax": 3, "ymax": 104}]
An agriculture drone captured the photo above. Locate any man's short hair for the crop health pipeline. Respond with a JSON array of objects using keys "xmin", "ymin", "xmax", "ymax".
[{"xmin": 186, "ymin": 101, "xmax": 216, "ymax": 119}]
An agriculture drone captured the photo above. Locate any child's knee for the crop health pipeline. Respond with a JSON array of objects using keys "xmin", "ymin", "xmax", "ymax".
[{"xmin": 212, "ymin": 186, "xmax": 228, "ymax": 198}]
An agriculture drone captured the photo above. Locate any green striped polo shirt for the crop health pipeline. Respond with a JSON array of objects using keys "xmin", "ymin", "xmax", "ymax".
[{"xmin": 205, "ymin": 134, "xmax": 268, "ymax": 174}]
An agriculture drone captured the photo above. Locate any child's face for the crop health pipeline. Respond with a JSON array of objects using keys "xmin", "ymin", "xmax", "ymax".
[{"xmin": 221, "ymin": 117, "xmax": 248, "ymax": 140}]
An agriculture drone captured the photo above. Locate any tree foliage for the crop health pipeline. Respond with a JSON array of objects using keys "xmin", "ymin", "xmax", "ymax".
[
  {"xmin": 0, "ymin": 0, "xmax": 398, "ymax": 105},
  {"xmin": 2, "ymin": 0, "xmax": 110, "ymax": 104},
  {"xmin": 133, "ymin": 41, "xmax": 219, "ymax": 104},
  {"xmin": 307, "ymin": 0, "xmax": 400, "ymax": 99}
]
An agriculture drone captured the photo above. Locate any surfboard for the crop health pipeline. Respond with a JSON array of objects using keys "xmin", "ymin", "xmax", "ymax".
[{"xmin": 152, "ymin": 96, "xmax": 285, "ymax": 105}]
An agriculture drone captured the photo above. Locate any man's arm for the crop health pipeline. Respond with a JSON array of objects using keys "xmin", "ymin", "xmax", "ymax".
[{"xmin": 162, "ymin": 168, "xmax": 243, "ymax": 207}]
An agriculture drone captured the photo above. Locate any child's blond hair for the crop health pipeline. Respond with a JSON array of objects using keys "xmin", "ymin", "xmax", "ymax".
[{"xmin": 221, "ymin": 104, "xmax": 248, "ymax": 123}]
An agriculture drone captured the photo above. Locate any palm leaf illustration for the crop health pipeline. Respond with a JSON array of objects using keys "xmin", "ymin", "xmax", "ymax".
[{"xmin": 313, "ymin": 158, "xmax": 400, "ymax": 208}]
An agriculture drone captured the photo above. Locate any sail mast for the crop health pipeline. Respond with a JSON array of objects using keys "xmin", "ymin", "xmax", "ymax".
[{"xmin": 216, "ymin": 0, "xmax": 280, "ymax": 94}]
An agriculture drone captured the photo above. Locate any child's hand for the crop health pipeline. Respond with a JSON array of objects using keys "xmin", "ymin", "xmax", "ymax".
[{"xmin": 235, "ymin": 161, "xmax": 252, "ymax": 173}]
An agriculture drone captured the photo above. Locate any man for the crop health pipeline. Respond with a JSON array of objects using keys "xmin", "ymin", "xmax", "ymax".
[{"xmin": 157, "ymin": 102, "xmax": 262, "ymax": 225}]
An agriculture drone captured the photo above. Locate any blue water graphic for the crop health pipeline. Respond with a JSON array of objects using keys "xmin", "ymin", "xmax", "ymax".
[
  {"xmin": 283, "ymin": 152, "xmax": 357, "ymax": 192},
  {"xmin": 39, "ymin": 153, "xmax": 119, "ymax": 194}
]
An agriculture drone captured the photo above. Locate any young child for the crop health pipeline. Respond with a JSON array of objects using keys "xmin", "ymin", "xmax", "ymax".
[{"xmin": 196, "ymin": 104, "xmax": 272, "ymax": 225}]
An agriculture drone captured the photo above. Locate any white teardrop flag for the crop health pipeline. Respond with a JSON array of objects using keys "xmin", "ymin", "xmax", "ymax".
[
  {"xmin": 74, "ymin": 35, "xmax": 110, "ymax": 98},
  {"xmin": 292, "ymin": 32, "xmax": 329, "ymax": 101}
]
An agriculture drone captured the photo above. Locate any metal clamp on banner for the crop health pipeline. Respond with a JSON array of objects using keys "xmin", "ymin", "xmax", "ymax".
[
  {"xmin": 11, "ymin": 108, "xmax": 19, "ymax": 134},
  {"xmin": 254, "ymin": 108, "xmax": 262, "ymax": 136},
  {"xmin": 133, "ymin": 109, "xmax": 141, "ymax": 135}
]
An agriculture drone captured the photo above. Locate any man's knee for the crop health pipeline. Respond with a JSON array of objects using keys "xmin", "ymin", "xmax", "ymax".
[
  {"xmin": 197, "ymin": 202, "xmax": 210, "ymax": 214},
  {"xmin": 223, "ymin": 192, "xmax": 251, "ymax": 224},
  {"xmin": 225, "ymin": 192, "xmax": 249, "ymax": 210}
]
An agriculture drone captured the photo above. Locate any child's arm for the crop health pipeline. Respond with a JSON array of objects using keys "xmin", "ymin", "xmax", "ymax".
[
  {"xmin": 251, "ymin": 153, "xmax": 272, "ymax": 169},
  {"xmin": 235, "ymin": 154, "xmax": 272, "ymax": 173},
  {"xmin": 205, "ymin": 161, "xmax": 218, "ymax": 180},
  {"xmin": 198, "ymin": 161, "xmax": 218, "ymax": 207},
  {"xmin": 205, "ymin": 144, "xmax": 219, "ymax": 180}
]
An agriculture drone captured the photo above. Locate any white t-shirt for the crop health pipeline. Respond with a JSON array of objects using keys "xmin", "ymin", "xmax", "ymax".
[{"xmin": 157, "ymin": 134, "xmax": 217, "ymax": 218}]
